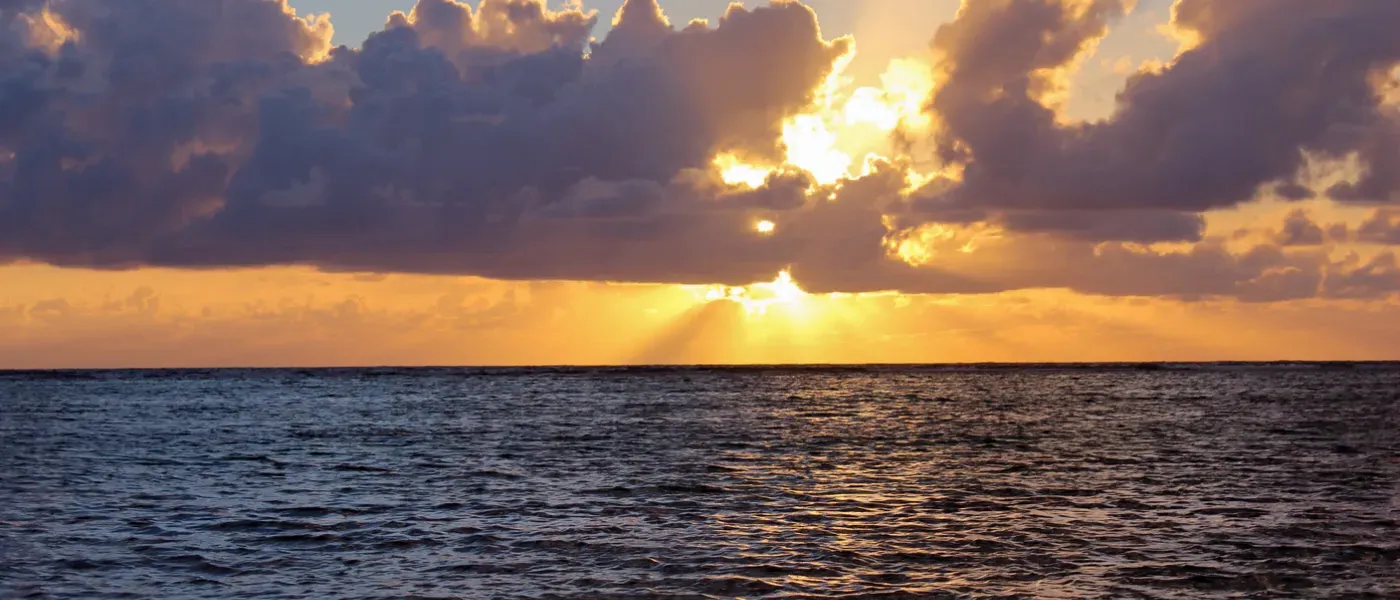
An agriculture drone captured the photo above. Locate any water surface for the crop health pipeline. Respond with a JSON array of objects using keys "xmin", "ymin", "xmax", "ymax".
[{"xmin": 2, "ymin": 365, "xmax": 1398, "ymax": 598}]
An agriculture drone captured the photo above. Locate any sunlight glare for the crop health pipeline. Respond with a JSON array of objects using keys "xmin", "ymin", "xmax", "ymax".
[
  {"xmin": 709, "ymin": 52, "xmax": 937, "ymax": 192},
  {"xmin": 715, "ymin": 153, "xmax": 775, "ymax": 189},
  {"xmin": 781, "ymin": 114, "xmax": 852, "ymax": 186},
  {"xmin": 845, "ymin": 59, "xmax": 936, "ymax": 133},
  {"xmin": 687, "ymin": 270, "xmax": 810, "ymax": 317}
]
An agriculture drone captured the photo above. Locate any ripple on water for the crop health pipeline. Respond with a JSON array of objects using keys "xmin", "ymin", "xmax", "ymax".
[{"xmin": 1, "ymin": 365, "xmax": 1398, "ymax": 598}]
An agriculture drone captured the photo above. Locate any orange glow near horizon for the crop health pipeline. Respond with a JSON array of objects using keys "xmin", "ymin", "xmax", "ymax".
[
  {"xmin": 3, "ymin": 263, "xmax": 1400, "ymax": 369},
  {"xmin": 687, "ymin": 270, "xmax": 810, "ymax": 317}
]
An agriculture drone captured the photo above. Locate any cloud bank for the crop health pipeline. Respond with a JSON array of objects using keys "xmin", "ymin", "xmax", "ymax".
[{"xmin": 0, "ymin": 0, "xmax": 1398, "ymax": 301}]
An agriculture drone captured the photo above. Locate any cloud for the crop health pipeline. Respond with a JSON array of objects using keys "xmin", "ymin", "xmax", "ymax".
[
  {"xmin": 0, "ymin": 0, "xmax": 1396, "ymax": 303},
  {"xmin": 1324, "ymin": 251, "xmax": 1400, "ymax": 299},
  {"xmin": 0, "ymin": 0, "xmax": 855, "ymax": 283},
  {"xmin": 1270, "ymin": 209, "xmax": 1330, "ymax": 247},
  {"xmin": 1357, "ymin": 209, "xmax": 1400, "ymax": 245},
  {"xmin": 998, "ymin": 209, "xmax": 1205, "ymax": 244},
  {"xmin": 916, "ymin": 0, "xmax": 1400, "ymax": 235},
  {"xmin": 1262, "ymin": 207, "xmax": 1400, "ymax": 247}
]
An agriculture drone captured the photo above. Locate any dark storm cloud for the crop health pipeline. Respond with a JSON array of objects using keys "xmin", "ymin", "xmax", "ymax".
[
  {"xmin": 0, "ymin": 0, "xmax": 1396, "ymax": 302},
  {"xmin": 0, "ymin": 0, "xmax": 849, "ymax": 284},
  {"xmin": 998, "ymin": 209, "xmax": 1205, "ymax": 244},
  {"xmin": 0, "ymin": 0, "xmax": 339, "ymax": 264},
  {"xmin": 917, "ymin": 0, "xmax": 1400, "ymax": 237}
]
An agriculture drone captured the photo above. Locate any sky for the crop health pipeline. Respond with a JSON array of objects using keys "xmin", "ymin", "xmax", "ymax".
[{"xmin": 1, "ymin": 0, "xmax": 1399, "ymax": 368}]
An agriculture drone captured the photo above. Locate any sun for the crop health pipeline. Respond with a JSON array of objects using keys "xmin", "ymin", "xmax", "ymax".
[
  {"xmin": 742, "ymin": 270, "xmax": 806, "ymax": 315},
  {"xmin": 755, "ymin": 220, "xmax": 776, "ymax": 234},
  {"xmin": 687, "ymin": 270, "xmax": 810, "ymax": 317}
]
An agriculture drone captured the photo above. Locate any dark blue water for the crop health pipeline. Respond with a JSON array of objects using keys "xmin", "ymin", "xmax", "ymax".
[{"xmin": 2, "ymin": 365, "xmax": 1398, "ymax": 599}]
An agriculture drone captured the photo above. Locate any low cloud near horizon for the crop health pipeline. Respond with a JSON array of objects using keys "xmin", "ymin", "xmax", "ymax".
[{"xmin": 0, "ymin": 0, "xmax": 1399, "ymax": 304}]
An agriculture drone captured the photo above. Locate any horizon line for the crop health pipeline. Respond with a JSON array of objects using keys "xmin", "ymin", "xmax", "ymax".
[{"xmin": 5, "ymin": 360, "xmax": 1399, "ymax": 374}]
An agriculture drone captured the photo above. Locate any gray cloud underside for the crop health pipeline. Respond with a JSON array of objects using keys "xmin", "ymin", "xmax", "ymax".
[
  {"xmin": 919, "ymin": 0, "xmax": 1400, "ymax": 213},
  {"xmin": 0, "ymin": 0, "xmax": 1398, "ymax": 301}
]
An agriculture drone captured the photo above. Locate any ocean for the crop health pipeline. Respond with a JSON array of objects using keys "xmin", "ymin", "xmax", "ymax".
[{"xmin": 1, "ymin": 365, "xmax": 1397, "ymax": 598}]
